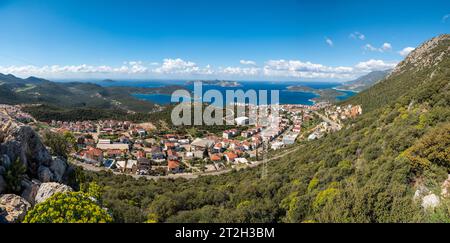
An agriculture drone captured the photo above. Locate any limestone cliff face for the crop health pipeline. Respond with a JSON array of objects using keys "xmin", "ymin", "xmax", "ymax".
[
  {"xmin": 0, "ymin": 121, "xmax": 71, "ymax": 195},
  {"xmin": 0, "ymin": 120, "xmax": 75, "ymax": 223},
  {"xmin": 390, "ymin": 34, "xmax": 450, "ymax": 77}
]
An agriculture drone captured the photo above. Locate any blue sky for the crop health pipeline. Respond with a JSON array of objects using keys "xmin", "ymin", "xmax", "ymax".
[{"xmin": 0, "ymin": 0, "xmax": 449, "ymax": 81}]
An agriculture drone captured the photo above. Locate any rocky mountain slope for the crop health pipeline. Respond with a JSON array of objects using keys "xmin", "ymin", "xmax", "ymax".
[
  {"xmin": 346, "ymin": 34, "xmax": 450, "ymax": 112},
  {"xmin": 0, "ymin": 74, "xmax": 183, "ymax": 113},
  {"xmin": 337, "ymin": 70, "xmax": 391, "ymax": 92}
]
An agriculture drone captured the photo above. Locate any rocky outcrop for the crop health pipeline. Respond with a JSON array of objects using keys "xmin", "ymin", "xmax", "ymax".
[
  {"xmin": 390, "ymin": 34, "xmax": 450, "ymax": 77},
  {"xmin": 0, "ymin": 122, "xmax": 72, "ymax": 196},
  {"xmin": 0, "ymin": 194, "xmax": 31, "ymax": 223},
  {"xmin": 421, "ymin": 194, "xmax": 440, "ymax": 210},
  {"xmin": 34, "ymin": 182, "xmax": 73, "ymax": 204},
  {"xmin": 1, "ymin": 125, "xmax": 53, "ymax": 176}
]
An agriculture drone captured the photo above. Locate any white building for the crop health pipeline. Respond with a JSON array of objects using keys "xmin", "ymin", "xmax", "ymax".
[{"xmin": 235, "ymin": 116, "xmax": 250, "ymax": 126}]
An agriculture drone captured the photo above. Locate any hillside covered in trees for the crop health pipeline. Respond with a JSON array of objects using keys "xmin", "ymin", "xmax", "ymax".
[{"xmin": 74, "ymin": 34, "xmax": 450, "ymax": 223}]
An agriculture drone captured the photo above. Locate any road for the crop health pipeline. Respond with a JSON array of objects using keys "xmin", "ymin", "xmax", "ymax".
[{"xmin": 313, "ymin": 111, "xmax": 342, "ymax": 131}]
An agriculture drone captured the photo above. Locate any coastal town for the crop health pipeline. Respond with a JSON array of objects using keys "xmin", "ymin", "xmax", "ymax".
[{"xmin": 0, "ymin": 102, "xmax": 362, "ymax": 178}]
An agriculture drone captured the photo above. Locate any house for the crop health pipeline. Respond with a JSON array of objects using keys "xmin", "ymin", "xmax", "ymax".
[
  {"xmin": 137, "ymin": 158, "xmax": 151, "ymax": 175},
  {"xmin": 213, "ymin": 143, "xmax": 224, "ymax": 153},
  {"xmin": 210, "ymin": 154, "xmax": 222, "ymax": 162},
  {"xmin": 98, "ymin": 139, "xmax": 111, "ymax": 144},
  {"xmin": 124, "ymin": 160, "xmax": 137, "ymax": 174},
  {"xmin": 168, "ymin": 160, "xmax": 181, "ymax": 173},
  {"xmin": 242, "ymin": 141, "xmax": 252, "ymax": 151},
  {"xmin": 164, "ymin": 142, "xmax": 176, "ymax": 151},
  {"xmin": 235, "ymin": 116, "xmax": 249, "ymax": 126},
  {"xmin": 116, "ymin": 160, "xmax": 137, "ymax": 173},
  {"xmin": 222, "ymin": 129, "xmax": 238, "ymax": 139},
  {"xmin": 282, "ymin": 133, "xmax": 298, "ymax": 145},
  {"xmin": 137, "ymin": 129, "xmax": 147, "ymax": 137},
  {"xmin": 106, "ymin": 149, "xmax": 123, "ymax": 158},
  {"xmin": 308, "ymin": 131, "xmax": 323, "ymax": 141},
  {"xmin": 191, "ymin": 138, "xmax": 215, "ymax": 151},
  {"xmin": 97, "ymin": 143, "xmax": 129, "ymax": 151},
  {"xmin": 167, "ymin": 149, "xmax": 179, "ymax": 161},
  {"xmin": 292, "ymin": 125, "xmax": 302, "ymax": 133},
  {"xmin": 116, "ymin": 160, "xmax": 127, "ymax": 172},
  {"xmin": 193, "ymin": 151, "xmax": 205, "ymax": 159},
  {"xmin": 83, "ymin": 147, "xmax": 103, "ymax": 164},
  {"xmin": 224, "ymin": 152, "xmax": 238, "ymax": 163},
  {"xmin": 178, "ymin": 139, "xmax": 190, "ymax": 145},
  {"xmin": 271, "ymin": 141, "xmax": 284, "ymax": 150}
]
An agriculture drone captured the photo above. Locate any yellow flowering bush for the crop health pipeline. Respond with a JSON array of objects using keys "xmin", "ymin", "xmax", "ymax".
[{"xmin": 23, "ymin": 192, "xmax": 113, "ymax": 223}]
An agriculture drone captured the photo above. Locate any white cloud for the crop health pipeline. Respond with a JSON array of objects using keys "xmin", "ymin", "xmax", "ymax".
[
  {"xmin": 262, "ymin": 59, "xmax": 354, "ymax": 79},
  {"xmin": 350, "ymin": 32, "xmax": 366, "ymax": 40},
  {"xmin": 443, "ymin": 14, "xmax": 450, "ymax": 23},
  {"xmin": 354, "ymin": 59, "xmax": 397, "ymax": 71},
  {"xmin": 154, "ymin": 58, "xmax": 198, "ymax": 74},
  {"xmin": 325, "ymin": 37, "xmax": 334, "ymax": 47},
  {"xmin": 398, "ymin": 47, "xmax": 415, "ymax": 57},
  {"xmin": 240, "ymin": 60, "xmax": 257, "ymax": 66},
  {"xmin": 381, "ymin": 43, "xmax": 392, "ymax": 51},
  {"xmin": 0, "ymin": 58, "xmax": 399, "ymax": 80},
  {"xmin": 364, "ymin": 44, "xmax": 378, "ymax": 52},
  {"xmin": 364, "ymin": 42, "xmax": 392, "ymax": 52}
]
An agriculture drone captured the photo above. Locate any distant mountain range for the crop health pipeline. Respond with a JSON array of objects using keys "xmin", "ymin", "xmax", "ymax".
[
  {"xmin": 337, "ymin": 70, "xmax": 392, "ymax": 92},
  {"xmin": 0, "ymin": 74, "xmax": 184, "ymax": 113}
]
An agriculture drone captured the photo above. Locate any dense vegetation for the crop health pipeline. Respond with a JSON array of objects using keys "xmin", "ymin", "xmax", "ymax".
[
  {"xmin": 23, "ymin": 191, "xmax": 113, "ymax": 223},
  {"xmin": 23, "ymin": 105, "xmax": 156, "ymax": 123},
  {"xmin": 72, "ymin": 35, "xmax": 450, "ymax": 223}
]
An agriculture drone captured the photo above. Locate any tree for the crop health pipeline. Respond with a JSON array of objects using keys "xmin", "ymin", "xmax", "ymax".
[
  {"xmin": 4, "ymin": 158, "xmax": 27, "ymax": 193},
  {"xmin": 42, "ymin": 130, "xmax": 72, "ymax": 158},
  {"xmin": 23, "ymin": 192, "xmax": 113, "ymax": 223}
]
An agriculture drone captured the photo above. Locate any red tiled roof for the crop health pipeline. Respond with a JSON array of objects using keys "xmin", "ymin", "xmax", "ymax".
[
  {"xmin": 225, "ymin": 152, "xmax": 238, "ymax": 160},
  {"xmin": 210, "ymin": 154, "xmax": 222, "ymax": 161},
  {"xmin": 168, "ymin": 160, "xmax": 180, "ymax": 169}
]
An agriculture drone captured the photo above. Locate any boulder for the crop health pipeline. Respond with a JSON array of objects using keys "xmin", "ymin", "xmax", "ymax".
[
  {"xmin": 441, "ymin": 175, "xmax": 450, "ymax": 198},
  {"xmin": 34, "ymin": 182, "xmax": 73, "ymax": 204},
  {"xmin": 0, "ymin": 194, "xmax": 31, "ymax": 223},
  {"xmin": 37, "ymin": 166, "xmax": 53, "ymax": 183},
  {"xmin": 21, "ymin": 179, "xmax": 41, "ymax": 205},
  {"xmin": 422, "ymin": 194, "xmax": 440, "ymax": 210},
  {"xmin": 50, "ymin": 157, "xmax": 67, "ymax": 182}
]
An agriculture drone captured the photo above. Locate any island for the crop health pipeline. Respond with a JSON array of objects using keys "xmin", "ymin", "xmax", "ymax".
[
  {"xmin": 186, "ymin": 80, "xmax": 242, "ymax": 87},
  {"xmin": 287, "ymin": 85, "xmax": 346, "ymax": 103}
]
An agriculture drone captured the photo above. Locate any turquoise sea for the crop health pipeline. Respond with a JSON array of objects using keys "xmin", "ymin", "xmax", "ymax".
[{"xmin": 93, "ymin": 80, "xmax": 356, "ymax": 105}]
